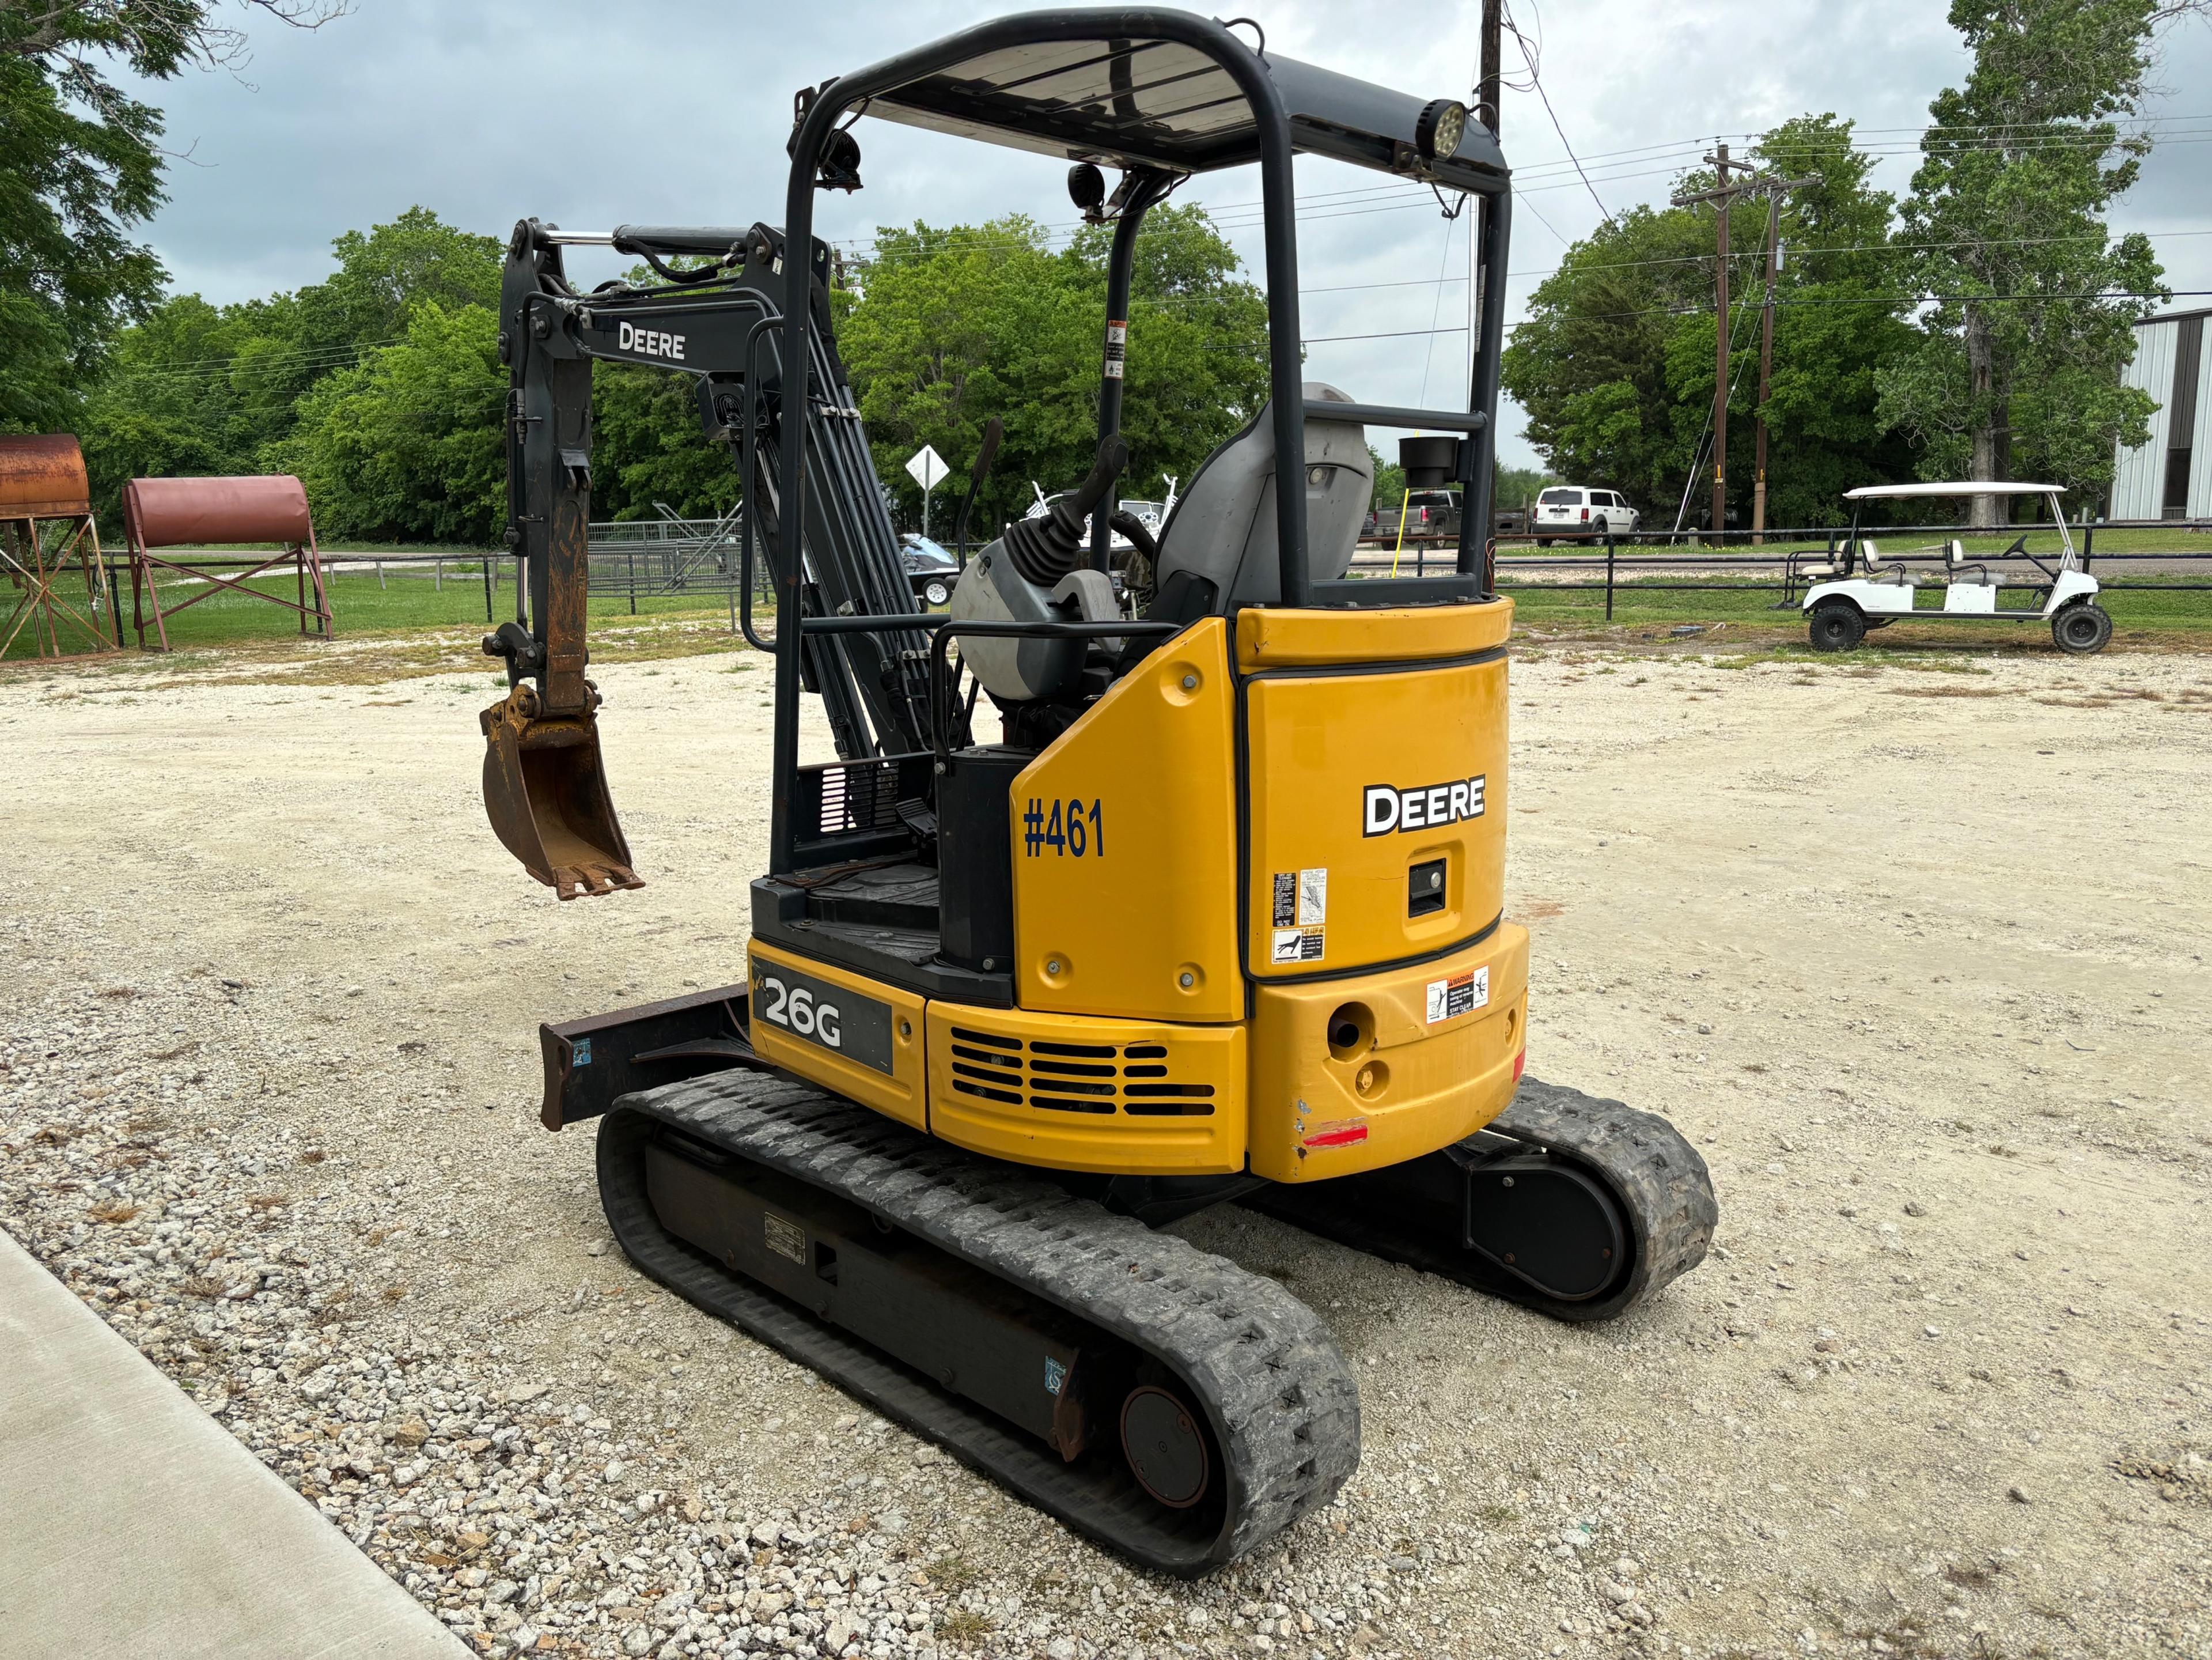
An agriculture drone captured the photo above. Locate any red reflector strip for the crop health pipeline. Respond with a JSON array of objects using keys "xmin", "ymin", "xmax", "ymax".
[
  {"xmin": 1513, "ymin": 1048, "xmax": 1527, "ymax": 1082},
  {"xmin": 1302, "ymin": 1121, "xmax": 1369, "ymax": 1148}
]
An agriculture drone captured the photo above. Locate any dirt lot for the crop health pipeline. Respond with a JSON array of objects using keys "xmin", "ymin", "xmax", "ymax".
[{"xmin": 3, "ymin": 633, "xmax": 2208, "ymax": 1660}]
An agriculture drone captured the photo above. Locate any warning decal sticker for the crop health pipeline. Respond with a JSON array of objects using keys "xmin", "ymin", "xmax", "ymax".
[
  {"xmin": 1269, "ymin": 869, "xmax": 1329, "ymax": 963},
  {"xmin": 1297, "ymin": 867, "xmax": 1328, "ymax": 925},
  {"xmin": 1425, "ymin": 965, "xmax": 1491, "ymax": 1024}
]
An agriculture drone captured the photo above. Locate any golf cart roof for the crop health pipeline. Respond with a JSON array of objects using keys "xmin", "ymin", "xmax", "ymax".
[
  {"xmin": 864, "ymin": 28, "xmax": 1507, "ymax": 192},
  {"xmin": 1843, "ymin": 482, "xmax": 2064, "ymax": 500}
]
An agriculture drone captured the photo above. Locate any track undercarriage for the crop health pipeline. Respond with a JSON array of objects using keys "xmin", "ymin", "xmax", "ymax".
[{"xmin": 590, "ymin": 1052, "xmax": 1714, "ymax": 1572}]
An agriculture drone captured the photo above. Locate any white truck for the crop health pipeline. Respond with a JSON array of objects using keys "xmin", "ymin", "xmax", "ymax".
[{"xmin": 1793, "ymin": 482, "xmax": 2109, "ymax": 654}]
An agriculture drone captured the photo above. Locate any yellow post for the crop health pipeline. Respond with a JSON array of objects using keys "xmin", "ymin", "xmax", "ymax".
[{"xmin": 1389, "ymin": 488, "xmax": 1412, "ymax": 577}]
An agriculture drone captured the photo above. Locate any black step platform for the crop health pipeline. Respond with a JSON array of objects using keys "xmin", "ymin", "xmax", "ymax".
[{"xmin": 751, "ymin": 865, "xmax": 1016, "ymax": 1006}]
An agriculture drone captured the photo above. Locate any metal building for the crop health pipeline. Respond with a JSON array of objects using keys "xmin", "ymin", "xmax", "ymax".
[{"xmin": 2111, "ymin": 309, "xmax": 2212, "ymax": 519}]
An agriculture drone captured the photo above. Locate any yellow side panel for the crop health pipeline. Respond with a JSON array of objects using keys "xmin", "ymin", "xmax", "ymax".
[
  {"xmin": 747, "ymin": 943, "xmax": 927, "ymax": 1130},
  {"xmin": 1235, "ymin": 598, "xmax": 1513, "ymax": 671},
  {"xmin": 1010, "ymin": 617, "xmax": 1240, "ymax": 1023},
  {"xmin": 1245, "ymin": 656, "xmax": 1508, "ymax": 978},
  {"xmin": 926, "ymin": 1002, "xmax": 1246, "ymax": 1176},
  {"xmin": 1247, "ymin": 926, "xmax": 1529, "ymax": 1183}
]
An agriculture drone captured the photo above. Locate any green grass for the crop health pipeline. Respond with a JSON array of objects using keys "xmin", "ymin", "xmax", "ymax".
[
  {"xmin": 3, "ymin": 565, "xmax": 760, "ymax": 662},
  {"xmin": 1495, "ymin": 524, "xmax": 2212, "ymax": 558},
  {"xmin": 10, "ymin": 538, "xmax": 2211, "ymax": 670},
  {"xmin": 1498, "ymin": 573, "xmax": 2212, "ymax": 641}
]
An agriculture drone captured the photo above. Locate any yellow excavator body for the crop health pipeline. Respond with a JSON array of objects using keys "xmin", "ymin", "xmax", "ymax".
[
  {"xmin": 744, "ymin": 602, "xmax": 1528, "ymax": 1181},
  {"xmin": 480, "ymin": 19, "xmax": 1714, "ymax": 1572}
]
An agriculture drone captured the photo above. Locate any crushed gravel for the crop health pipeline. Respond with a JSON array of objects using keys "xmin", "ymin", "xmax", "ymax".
[{"xmin": 3, "ymin": 639, "xmax": 2209, "ymax": 1659}]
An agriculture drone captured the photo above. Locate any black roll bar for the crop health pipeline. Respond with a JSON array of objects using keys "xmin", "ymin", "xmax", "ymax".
[
  {"xmin": 1316, "ymin": 402, "xmax": 1487, "ymax": 432},
  {"xmin": 767, "ymin": 10, "xmax": 1511, "ymax": 873},
  {"xmin": 1090, "ymin": 169, "xmax": 1179, "ymax": 574},
  {"xmin": 1459, "ymin": 187, "xmax": 1510, "ymax": 581},
  {"xmin": 773, "ymin": 11, "xmax": 1310, "ymax": 876}
]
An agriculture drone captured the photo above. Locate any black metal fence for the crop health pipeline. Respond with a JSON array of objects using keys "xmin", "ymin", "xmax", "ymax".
[
  {"xmin": 96, "ymin": 517, "xmax": 2212, "ymax": 641},
  {"xmin": 1352, "ymin": 520, "xmax": 2212, "ymax": 620}
]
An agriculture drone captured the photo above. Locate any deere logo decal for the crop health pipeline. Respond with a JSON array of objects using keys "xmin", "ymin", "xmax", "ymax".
[{"xmin": 1363, "ymin": 774, "xmax": 1486, "ymax": 837}]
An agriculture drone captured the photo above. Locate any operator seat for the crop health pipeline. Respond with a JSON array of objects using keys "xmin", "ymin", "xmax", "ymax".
[{"xmin": 1150, "ymin": 382, "xmax": 1373, "ymax": 613}]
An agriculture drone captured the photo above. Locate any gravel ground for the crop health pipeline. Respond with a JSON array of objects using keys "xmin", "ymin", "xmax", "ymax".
[{"xmin": 2, "ymin": 637, "xmax": 2209, "ymax": 1660}]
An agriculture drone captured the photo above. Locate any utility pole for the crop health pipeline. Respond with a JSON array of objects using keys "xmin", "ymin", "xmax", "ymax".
[
  {"xmin": 1478, "ymin": 0, "xmax": 1501, "ymax": 135},
  {"xmin": 1672, "ymin": 153, "xmax": 1816, "ymax": 544},
  {"xmin": 1469, "ymin": 0, "xmax": 1501, "ymax": 410},
  {"xmin": 1672, "ymin": 145, "xmax": 1753, "ymax": 541}
]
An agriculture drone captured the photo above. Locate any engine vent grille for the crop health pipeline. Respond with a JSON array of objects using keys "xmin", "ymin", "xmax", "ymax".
[
  {"xmin": 811, "ymin": 758, "xmax": 904, "ymax": 835},
  {"xmin": 946, "ymin": 1028, "xmax": 1217, "ymax": 1117}
]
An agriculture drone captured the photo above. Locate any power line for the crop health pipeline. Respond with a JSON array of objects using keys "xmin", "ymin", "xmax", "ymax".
[
  {"xmin": 1499, "ymin": 286, "xmax": 2203, "ymax": 331},
  {"xmin": 1501, "ymin": 1, "xmax": 1608, "ymax": 220},
  {"xmin": 1415, "ymin": 213, "xmax": 1461, "ymax": 408}
]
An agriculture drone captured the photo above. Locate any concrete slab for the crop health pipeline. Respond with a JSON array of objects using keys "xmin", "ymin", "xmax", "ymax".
[{"xmin": 0, "ymin": 1228, "xmax": 467, "ymax": 1660}]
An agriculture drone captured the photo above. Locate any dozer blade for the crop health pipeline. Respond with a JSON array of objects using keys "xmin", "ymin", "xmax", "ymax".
[{"xmin": 480, "ymin": 686, "xmax": 643, "ymax": 900}]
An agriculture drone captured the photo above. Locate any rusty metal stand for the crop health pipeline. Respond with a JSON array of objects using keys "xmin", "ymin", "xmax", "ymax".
[
  {"xmin": 0, "ymin": 437, "xmax": 118, "ymax": 661},
  {"xmin": 122, "ymin": 475, "xmax": 334, "ymax": 652},
  {"xmin": 1, "ymin": 513, "xmax": 116, "ymax": 660}
]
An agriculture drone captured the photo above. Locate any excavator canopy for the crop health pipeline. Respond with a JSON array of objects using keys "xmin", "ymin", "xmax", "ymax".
[{"xmin": 863, "ymin": 35, "xmax": 1508, "ymax": 192}]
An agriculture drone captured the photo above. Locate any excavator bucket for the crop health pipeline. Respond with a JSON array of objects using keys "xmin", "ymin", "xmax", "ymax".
[{"xmin": 480, "ymin": 686, "xmax": 642, "ymax": 899}]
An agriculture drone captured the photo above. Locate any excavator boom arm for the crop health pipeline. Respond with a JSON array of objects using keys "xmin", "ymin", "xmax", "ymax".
[{"xmin": 480, "ymin": 218, "xmax": 929, "ymax": 899}]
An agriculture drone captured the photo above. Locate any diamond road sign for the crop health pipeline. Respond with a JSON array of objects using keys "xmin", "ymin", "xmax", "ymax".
[{"xmin": 904, "ymin": 445, "xmax": 949, "ymax": 493}]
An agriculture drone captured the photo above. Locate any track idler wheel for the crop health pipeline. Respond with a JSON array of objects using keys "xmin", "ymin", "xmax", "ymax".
[
  {"xmin": 1463, "ymin": 1156, "xmax": 1626, "ymax": 1302},
  {"xmin": 1120, "ymin": 1384, "xmax": 1211, "ymax": 1509}
]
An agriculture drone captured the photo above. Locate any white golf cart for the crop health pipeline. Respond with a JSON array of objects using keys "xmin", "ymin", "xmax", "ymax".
[{"xmin": 1791, "ymin": 482, "xmax": 2109, "ymax": 654}]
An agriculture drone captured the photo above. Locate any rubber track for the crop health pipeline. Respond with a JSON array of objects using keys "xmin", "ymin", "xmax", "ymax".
[
  {"xmin": 596, "ymin": 1070, "xmax": 1360, "ymax": 1574},
  {"xmin": 1248, "ymin": 1076, "xmax": 1717, "ymax": 1324}
]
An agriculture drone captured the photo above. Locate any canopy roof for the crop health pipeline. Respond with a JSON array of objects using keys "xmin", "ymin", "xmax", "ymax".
[
  {"xmin": 865, "ymin": 34, "xmax": 1506, "ymax": 192},
  {"xmin": 1844, "ymin": 481, "xmax": 2063, "ymax": 500}
]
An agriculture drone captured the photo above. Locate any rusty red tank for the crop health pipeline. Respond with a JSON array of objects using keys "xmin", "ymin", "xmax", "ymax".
[
  {"xmin": 0, "ymin": 435, "xmax": 92, "ymax": 519},
  {"xmin": 123, "ymin": 475, "xmax": 313, "ymax": 549}
]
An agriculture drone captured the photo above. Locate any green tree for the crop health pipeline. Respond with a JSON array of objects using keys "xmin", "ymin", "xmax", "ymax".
[
  {"xmin": 273, "ymin": 301, "xmax": 505, "ymax": 544},
  {"xmin": 1502, "ymin": 203, "xmax": 1714, "ymax": 516},
  {"xmin": 1495, "ymin": 463, "xmax": 1552, "ymax": 511},
  {"xmin": 1506, "ymin": 115, "xmax": 1917, "ymax": 530},
  {"xmin": 77, "ymin": 207, "xmax": 500, "ymax": 513},
  {"xmin": 590, "ymin": 361, "xmax": 740, "ymax": 521},
  {"xmin": 1876, "ymin": 0, "xmax": 2164, "ymax": 519},
  {"xmin": 838, "ymin": 206, "xmax": 1270, "ymax": 536},
  {"xmin": 0, "ymin": 0, "xmax": 342, "ymax": 432}
]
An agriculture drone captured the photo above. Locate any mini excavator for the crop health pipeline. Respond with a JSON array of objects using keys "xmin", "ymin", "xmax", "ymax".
[{"xmin": 477, "ymin": 12, "xmax": 1717, "ymax": 1574}]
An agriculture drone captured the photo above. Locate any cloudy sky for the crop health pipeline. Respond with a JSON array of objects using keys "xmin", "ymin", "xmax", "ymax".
[{"xmin": 130, "ymin": 0, "xmax": 2212, "ymax": 470}]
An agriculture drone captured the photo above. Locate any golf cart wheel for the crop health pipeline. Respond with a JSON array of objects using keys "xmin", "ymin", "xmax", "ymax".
[
  {"xmin": 1808, "ymin": 600, "xmax": 1865, "ymax": 653},
  {"xmin": 2052, "ymin": 602, "xmax": 2112, "ymax": 654},
  {"xmin": 923, "ymin": 578, "xmax": 952, "ymax": 607}
]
